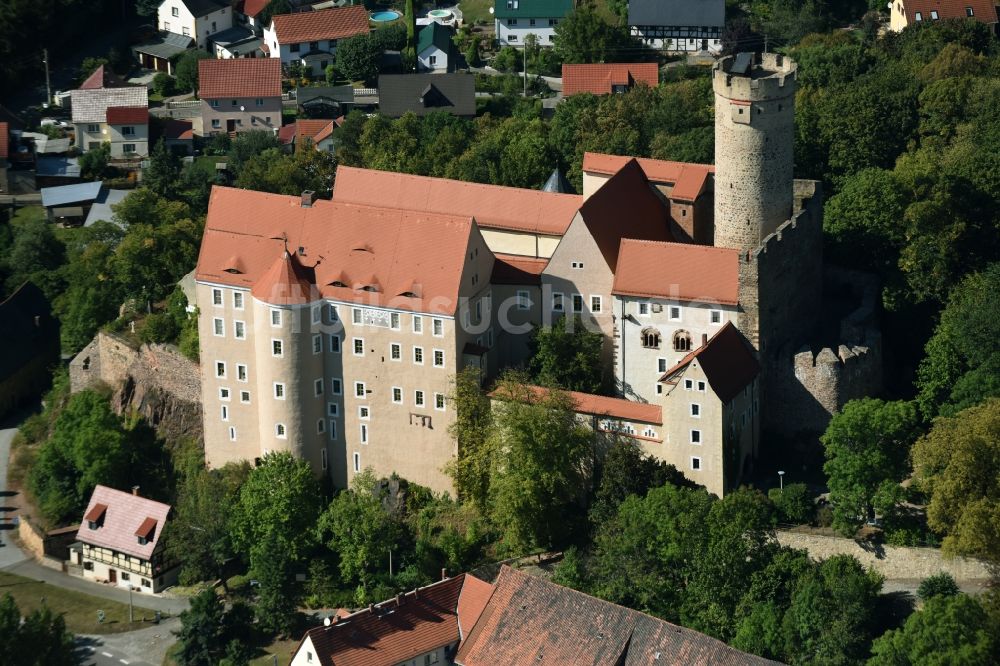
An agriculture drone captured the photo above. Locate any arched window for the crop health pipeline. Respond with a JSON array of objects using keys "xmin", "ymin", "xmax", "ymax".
[
  {"xmin": 641, "ymin": 327, "xmax": 661, "ymax": 349},
  {"xmin": 275, "ymin": 423, "xmax": 286, "ymax": 438},
  {"xmin": 673, "ymin": 330, "xmax": 692, "ymax": 352}
]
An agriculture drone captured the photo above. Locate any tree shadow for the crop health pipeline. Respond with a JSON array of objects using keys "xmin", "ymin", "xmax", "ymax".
[{"xmin": 873, "ymin": 590, "xmax": 915, "ymax": 636}]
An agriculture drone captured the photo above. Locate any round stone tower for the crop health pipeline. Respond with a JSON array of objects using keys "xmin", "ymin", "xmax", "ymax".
[{"xmin": 713, "ymin": 52, "xmax": 797, "ymax": 251}]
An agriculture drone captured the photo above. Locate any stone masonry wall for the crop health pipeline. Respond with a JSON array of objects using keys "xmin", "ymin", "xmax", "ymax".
[{"xmin": 776, "ymin": 531, "xmax": 992, "ymax": 581}]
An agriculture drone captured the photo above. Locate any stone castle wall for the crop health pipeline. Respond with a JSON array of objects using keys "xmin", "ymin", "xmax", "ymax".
[{"xmin": 69, "ymin": 331, "xmax": 203, "ymax": 443}]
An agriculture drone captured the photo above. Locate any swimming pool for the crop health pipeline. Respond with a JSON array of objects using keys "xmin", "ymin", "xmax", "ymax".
[
  {"xmin": 370, "ymin": 10, "xmax": 400, "ymax": 21},
  {"xmin": 428, "ymin": 9, "xmax": 453, "ymax": 18}
]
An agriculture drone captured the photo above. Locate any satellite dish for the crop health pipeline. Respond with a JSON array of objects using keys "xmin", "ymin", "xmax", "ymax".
[
  {"xmin": 489, "ymin": 6, "xmax": 494, "ymax": 14},
  {"xmin": 240, "ymin": 105, "xmax": 246, "ymax": 111},
  {"xmin": 323, "ymin": 616, "xmax": 332, "ymax": 626}
]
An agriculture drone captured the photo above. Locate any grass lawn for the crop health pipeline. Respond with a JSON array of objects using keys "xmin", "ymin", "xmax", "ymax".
[
  {"xmin": 162, "ymin": 637, "xmax": 299, "ymax": 665},
  {"xmin": 459, "ymin": 0, "xmax": 494, "ymax": 25},
  {"xmin": 0, "ymin": 571, "xmax": 159, "ymax": 635}
]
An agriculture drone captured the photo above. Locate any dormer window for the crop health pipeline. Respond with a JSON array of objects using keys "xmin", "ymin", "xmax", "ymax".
[
  {"xmin": 84, "ymin": 503, "xmax": 108, "ymax": 529},
  {"xmin": 135, "ymin": 516, "xmax": 157, "ymax": 546},
  {"xmin": 88, "ymin": 521, "xmax": 99, "ymax": 530}
]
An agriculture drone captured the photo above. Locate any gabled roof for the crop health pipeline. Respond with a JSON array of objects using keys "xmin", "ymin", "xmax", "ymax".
[
  {"xmin": 489, "ymin": 384, "xmax": 663, "ymax": 425},
  {"xmin": 131, "ymin": 31, "xmax": 194, "ymax": 60},
  {"xmin": 418, "ymin": 21, "xmax": 453, "ymax": 54},
  {"xmin": 197, "ymin": 186, "xmax": 480, "ymax": 315},
  {"xmin": 456, "ymin": 566, "xmax": 778, "ymax": 665},
  {"xmin": 297, "ymin": 85, "xmax": 355, "ymax": 106},
  {"xmin": 493, "ymin": 0, "xmax": 573, "ymax": 19},
  {"xmin": 562, "ymin": 63, "xmax": 659, "ymax": 96},
  {"xmin": 578, "ymin": 159, "xmax": 672, "ymax": 272},
  {"xmin": 75, "ymin": 485, "xmax": 171, "ymax": 561},
  {"xmin": 280, "ymin": 119, "xmax": 336, "ymax": 147},
  {"xmin": 628, "ymin": 0, "xmax": 726, "ymax": 28},
  {"xmin": 612, "ymin": 239, "xmax": 739, "ymax": 305},
  {"xmin": 333, "ymin": 166, "xmax": 581, "ymax": 236},
  {"xmin": 377, "ymin": 73, "xmax": 476, "ymax": 118},
  {"xmin": 582, "ymin": 152, "xmax": 714, "ymax": 202},
  {"xmin": 240, "ymin": 0, "xmax": 270, "ymax": 18},
  {"xmin": 903, "ymin": 0, "xmax": 998, "ymax": 23},
  {"xmin": 199, "ymin": 58, "xmax": 282, "ymax": 98},
  {"xmin": 312, "ymin": 121, "xmax": 336, "ymax": 144},
  {"xmin": 491, "ymin": 254, "xmax": 549, "ymax": 285},
  {"xmin": 294, "ymin": 574, "xmax": 489, "ymax": 666},
  {"xmin": 270, "ymin": 5, "xmax": 370, "ymax": 44},
  {"xmin": 457, "ymin": 575, "xmax": 494, "ymax": 640},
  {"xmin": 79, "ymin": 65, "xmax": 123, "ymax": 90},
  {"xmin": 178, "ymin": 0, "xmax": 230, "ymax": 18},
  {"xmin": 162, "ymin": 119, "xmax": 194, "ymax": 141},
  {"xmin": 106, "ymin": 106, "xmax": 148, "ymax": 125},
  {"xmin": 71, "ymin": 85, "xmax": 148, "ymax": 124},
  {"xmin": 660, "ymin": 322, "xmax": 760, "ymax": 403}
]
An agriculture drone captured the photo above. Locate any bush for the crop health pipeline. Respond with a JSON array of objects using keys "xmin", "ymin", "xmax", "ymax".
[
  {"xmin": 206, "ymin": 132, "xmax": 231, "ymax": 155},
  {"xmin": 138, "ymin": 311, "xmax": 180, "ymax": 344},
  {"xmin": 493, "ymin": 46, "xmax": 520, "ymax": 73},
  {"xmin": 917, "ymin": 572, "xmax": 960, "ymax": 601},
  {"xmin": 815, "ymin": 503, "xmax": 834, "ymax": 528},
  {"xmin": 768, "ymin": 483, "xmax": 814, "ymax": 524},
  {"xmin": 152, "ymin": 71, "xmax": 175, "ymax": 97}
]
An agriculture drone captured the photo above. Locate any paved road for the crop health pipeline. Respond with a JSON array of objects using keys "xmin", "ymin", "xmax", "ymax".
[
  {"xmin": 77, "ymin": 618, "xmax": 180, "ymax": 666},
  {"xmin": 0, "ymin": 417, "xmax": 28, "ymax": 570}
]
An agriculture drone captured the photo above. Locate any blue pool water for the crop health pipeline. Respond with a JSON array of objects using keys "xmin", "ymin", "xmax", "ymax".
[{"xmin": 370, "ymin": 10, "xmax": 401, "ymax": 21}]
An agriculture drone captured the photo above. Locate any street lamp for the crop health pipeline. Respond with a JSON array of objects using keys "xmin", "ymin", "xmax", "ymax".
[{"xmin": 778, "ymin": 470, "xmax": 785, "ymax": 492}]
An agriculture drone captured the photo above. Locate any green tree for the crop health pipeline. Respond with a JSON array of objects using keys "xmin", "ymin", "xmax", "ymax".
[
  {"xmin": 228, "ymin": 130, "xmax": 282, "ymax": 173},
  {"xmin": 335, "ymin": 33, "xmax": 379, "ymax": 83},
  {"xmin": 445, "ymin": 366, "xmax": 494, "ymax": 507},
  {"xmin": 176, "ymin": 50, "xmax": 212, "ymax": 94},
  {"xmin": 768, "ymin": 483, "xmax": 814, "ymax": 525},
  {"xmin": 821, "ymin": 399, "xmax": 921, "ymax": 534},
  {"xmin": 143, "ymin": 139, "xmax": 183, "ymax": 198},
  {"xmin": 912, "ymin": 399, "xmax": 1000, "ymax": 566},
  {"xmin": 258, "ymin": 0, "xmax": 292, "ymax": 27},
  {"xmin": 823, "ymin": 168, "xmax": 909, "ymax": 275},
  {"xmin": 136, "ymin": 0, "xmax": 161, "ymax": 17},
  {"xmin": 917, "ymin": 572, "xmax": 960, "ymax": 601},
  {"xmin": 553, "ymin": 1, "xmax": 633, "ymax": 64},
  {"xmin": 175, "ymin": 589, "xmax": 230, "ymax": 666},
  {"xmin": 528, "ymin": 315, "xmax": 604, "ymax": 393},
  {"xmin": 78, "ymin": 142, "xmax": 111, "ymax": 179},
  {"xmin": 152, "ymin": 71, "xmax": 175, "ymax": 97},
  {"xmin": 252, "ymin": 530, "xmax": 299, "ymax": 635},
  {"xmin": 4, "ymin": 215, "xmax": 66, "ymax": 300},
  {"xmin": 868, "ymin": 594, "xmax": 998, "ymax": 665}
]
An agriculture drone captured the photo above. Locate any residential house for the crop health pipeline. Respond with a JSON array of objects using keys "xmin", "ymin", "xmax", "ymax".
[
  {"xmin": 158, "ymin": 0, "xmax": 234, "ymax": 50},
  {"xmin": 0, "ymin": 282, "xmax": 59, "ymax": 419},
  {"xmin": 628, "ymin": 0, "xmax": 725, "ymax": 53},
  {"xmin": 889, "ymin": 0, "xmax": 998, "ymax": 31},
  {"xmin": 196, "ymin": 186, "xmax": 496, "ymax": 492},
  {"xmin": 40, "ymin": 181, "xmax": 104, "ymax": 224},
  {"xmin": 70, "ymin": 485, "xmax": 178, "ymax": 594},
  {"xmin": 494, "ymin": 0, "xmax": 573, "ymax": 46},
  {"xmin": 290, "ymin": 573, "xmax": 493, "ymax": 666},
  {"xmin": 278, "ymin": 118, "xmax": 337, "ymax": 152},
  {"xmin": 70, "ymin": 66, "xmax": 149, "ymax": 158},
  {"xmin": 132, "ymin": 32, "xmax": 194, "ymax": 74},
  {"xmin": 296, "ymin": 85, "xmax": 355, "ymax": 118},
  {"xmin": 162, "ymin": 119, "xmax": 195, "ymax": 155},
  {"xmin": 212, "ymin": 24, "xmax": 263, "ymax": 58},
  {"xmin": 264, "ymin": 5, "xmax": 370, "ymax": 77},
  {"xmin": 290, "ymin": 565, "xmax": 779, "ymax": 665},
  {"xmin": 198, "ymin": 58, "xmax": 282, "ymax": 135},
  {"xmin": 562, "ymin": 63, "xmax": 659, "ymax": 96},
  {"xmin": 377, "ymin": 73, "xmax": 476, "ymax": 117},
  {"xmin": 234, "ymin": 0, "xmax": 271, "ymax": 31},
  {"xmin": 417, "ymin": 22, "xmax": 454, "ymax": 72}
]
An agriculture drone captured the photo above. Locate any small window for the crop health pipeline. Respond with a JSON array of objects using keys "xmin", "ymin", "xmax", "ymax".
[
  {"xmin": 435, "ymin": 393, "xmax": 445, "ymax": 411},
  {"xmin": 171, "ymin": 6, "xmax": 179, "ymax": 16},
  {"xmin": 392, "ymin": 387, "xmax": 403, "ymax": 403},
  {"xmin": 275, "ymin": 423, "xmax": 287, "ymax": 438},
  {"xmin": 271, "ymin": 309, "xmax": 281, "ymax": 326},
  {"xmin": 122, "ymin": 571, "xmax": 131, "ymax": 581},
  {"xmin": 691, "ymin": 403, "xmax": 701, "ymax": 418},
  {"xmin": 638, "ymin": 302, "xmax": 650, "ymax": 316},
  {"xmin": 413, "ymin": 346, "xmax": 424, "ymax": 364},
  {"xmin": 684, "ymin": 379, "xmax": 693, "ymax": 390},
  {"xmin": 710, "ymin": 310, "xmax": 722, "ymax": 325},
  {"xmin": 321, "ymin": 450, "xmax": 328, "ymax": 471},
  {"xmin": 211, "ymin": 118, "xmax": 221, "ymax": 127},
  {"xmin": 691, "ymin": 430, "xmax": 701, "ymax": 444},
  {"xmin": 697, "ymin": 381, "xmax": 706, "ymax": 392},
  {"xmin": 432, "ymin": 318, "xmax": 444, "ymax": 336},
  {"xmin": 673, "ymin": 331, "xmax": 692, "ymax": 352},
  {"xmin": 213, "ymin": 318, "xmax": 224, "ymax": 336},
  {"xmin": 360, "ymin": 423, "xmax": 368, "ymax": 443},
  {"xmin": 272, "ymin": 339, "xmax": 283, "ymax": 357},
  {"xmin": 219, "ymin": 387, "xmax": 231, "ymax": 401},
  {"xmin": 215, "ymin": 361, "xmax": 226, "ymax": 378},
  {"xmin": 433, "ymin": 350, "xmax": 444, "ymax": 367},
  {"xmin": 122, "ymin": 126, "xmax": 135, "ymax": 136},
  {"xmin": 669, "ymin": 306, "xmax": 681, "ymax": 321},
  {"xmin": 353, "ymin": 452, "xmax": 361, "ymax": 472},
  {"xmin": 317, "ymin": 419, "xmax": 325, "ymax": 434},
  {"xmin": 390, "ymin": 343, "xmax": 401, "ymax": 360},
  {"xmin": 331, "ymin": 378, "xmax": 342, "ymax": 395},
  {"xmin": 240, "ymin": 391, "xmax": 250, "ymax": 403},
  {"xmin": 328, "ymin": 402, "xmax": 339, "ymax": 416},
  {"xmin": 517, "ymin": 290, "xmax": 530, "ymax": 310},
  {"xmin": 274, "ymin": 383, "xmax": 285, "ymax": 399},
  {"xmin": 591, "ymin": 296, "xmax": 602, "ymax": 313},
  {"xmin": 329, "ymin": 421, "xmax": 338, "ymax": 440},
  {"xmin": 234, "ymin": 321, "xmax": 246, "ymax": 339},
  {"xmin": 967, "ymin": 7, "xmax": 975, "ymax": 17},
  {"xmin": 314, "ymin": 378, "xmax": 324, "ymax": 396},
  {"xmin": 352, "ymin": 308, "xmax": 362, "ymax": 325},
  {"xmin": 359, "ymin": 406, "xmax": 370, "ymax": 420},
  {"xmin": 328, "ymin": 304, "xmax": 339, "ymax": 322},
  {"xmin": 353, "ymin": 338, "xmax": 364, "ymax": 356},
  {"xmin": 657, "ymin": 358, "xmax": 667, "ymax": 373},
  {"xmin": 313, "ymin": 334, "xmax": 322, "ymax": 354},
  {"xmin": 256, "ymin": 97, "xmax": 264, "ymax": 107},
  {"xmin": 229, "ymin": 427, "xmax": 237, "ymax": 441},
  {"xmin": 355, "ymin": 381, "xmax": 366, "ymax": 398},
  {"xmin": 552, "ymin": 293, "xmax": 564, "ymax": 312},
  {"xmin": 123, "ymin": 143, "xmax": 137, "ymax": 154},
  {"xmin": 691, "ymin": 457, "xmax": 701, "ymax": 471},
  {"xmin": 415, "ymin": 390, "xmax": 425, "ymax": 407},
  {"xmin": 87, "ymin": 123, "xmax": 100, "ymax": 133},
  {"xmin": 221, "ymin": 405, "xmax": 228, "ymax": 421},
  {"xmin": 915, "ymin": 11, "xmax": 922, "ymax": 20},
  {"xmin": 413, "ymin": 315, "xmax": 423, "ymax": 334},
  {"xmin": 329, "ymin": 335, "xmax": 341, "ymax": 353},
  {"xmin": 656, "ymin": 383, "xmax": 663, "ymax": 395},
  {"xmin": 212, "ymin": 288, "xmax": 223, "ymax": 306},
  {"xmin": 930, "ymin": 10, "xmax": 939, "ymax": 19},
  {"xmin": 311, "ymin": 305, "xmax": 321, "ymax": 325},
  {"xmin": 391, "ymin": 312, "xmax": 401, "ymax": 330},
  {"xmin": 572, "ymin": 294, "xmax": 584, "ymax": 313}
]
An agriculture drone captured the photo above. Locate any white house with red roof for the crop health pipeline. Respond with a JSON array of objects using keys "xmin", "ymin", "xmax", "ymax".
[
  {"xmin": 263, "ymin": 5, "xmax": 370, "ymax": 76},
  {"xmin": 198, "ymin": 58, "xmax": 282, "ymax": 135},
  {"xmin": 70, "ymin": 66, "xmax": 149, "ymax": 158},
  {"xmin": 71, "ymin": 485, "xmax": 177, "ymax": 594},
  {"xmin": 889, "ymin": 0, "xmax": 998, "ymax": 31}
]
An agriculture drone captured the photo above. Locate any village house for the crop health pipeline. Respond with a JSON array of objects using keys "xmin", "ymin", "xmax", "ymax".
[
  {"xmin": 234, "ymin": 0, "xmax": 271, "ymax": 31},
  {"xmin": 132, "ymin": 32, "xmax": 194, "ymax": 75},
  {"xmin": 628, "ymin": 0, "xmax": 725, "ymax": 53},
  {"xmin": 561, "ymin": 63, "xmax": 659, "ymax": 96},
  {"xmin": 494, "ymin": 0, "xmax": 573, "ymax": 46},
  {"xmin": 377, "ymin": 73, "xmax": 476, "ymax": 118},
  {"xmin": 70, "ymin": 66, "xmax": 149, "ymax": 158},
  {"xmin": 417, "ymin": 22, "xmax": 454, "ymax": 72},
  {"xmin": 263, "ymin": 5, "xmax": 370, "ymax": 77},
  {"xmin": 198, "ymin": 58, "xmax": 282, "ymax": 135},
  {"xmin": 888, "ymin": 0, "xmax": 998, "ymax": 31},
  {"xmin": 157, "ymin": 0, "xmax": 233, "ymax": 50},
  {"xmin": 277, "ymin": 118, "xmax": 337, "ymax": 152},
  {"xmin": 70, "ymin": 485, "xmax": 177, "ymax": 594}
]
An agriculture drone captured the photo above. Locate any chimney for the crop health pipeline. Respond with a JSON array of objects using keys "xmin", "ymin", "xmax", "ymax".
[
  {"xmin": 368, "ymin": 603, "xmax": 374, "ymax": 614},
  {"xmin": 701, "ymin": 333, "xmax": 708, "ymax": 346},
  {"xmin": 131, "ymin": 485, "xmax": 140, "ymax": 496},
  {"xmin": 441, "ymin": 568, "xmax": 447, "ymax": 581},
  {"xmin": 301, "ymin": 190, "xmax": 316, "ymax": 208}
]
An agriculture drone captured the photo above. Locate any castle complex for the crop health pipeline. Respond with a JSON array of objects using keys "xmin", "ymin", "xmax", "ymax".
[{"xmin": 194, "ymin": 52, "xmax": 881, "ymax": 497}]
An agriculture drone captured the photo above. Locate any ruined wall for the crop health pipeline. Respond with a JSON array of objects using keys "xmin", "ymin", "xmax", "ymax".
[{"xmin": 69, "ymin": 331, "xmax": 203, "ymax": 442}]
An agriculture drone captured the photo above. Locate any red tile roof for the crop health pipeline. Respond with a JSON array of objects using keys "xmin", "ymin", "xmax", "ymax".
[
  {"xmin": 282, "ymin": 119, "xmax": 337, "ymax": 147},
  {"xmin": 198, "ymin": 58, "xmax": 282, "ymax": 99},
  {"xmin": 333, "ymin": 166, "xmax": 582, "ymax": 236},
  {"xmin": 78, "ymin": 65, "xmax": 123, "ymax": 90},
  {"xmin": 241, "ymin": 0, "xmax": 269, "ymax": 17},
  {"xmin": 277, "ymin": 123, "xmax": 298, "ymax": 145},
  {"xmin": 197, "ymin": 186, "xmax": 481, "ymax": 315},
  {"xmin": 491, "ymin": 253, "xmax": 549, "ymax": 285},
  {"xmin": 578, "ymin": 158, "xmax": 673, "ymax": 272},
  {"xmin": 75, "ymin": 486, "xmax": 171, "ymax": 561},
  {"xmin": 105, "ymin": 106, "xmax": 148, "ymax": 125},
  {"xmin": 562, "ymin": 63, "xmax": 659, "ymax": 96},
  {"xmin": 903, "ymin": 0, "xmax": 998, "ymax": 23},
  {"xmin": 582, "ymin": 152, "xmax": 713, "ymax": 202},
  {"xmin": 456, "ymin": 566, "xmax": 779, "ymax": 666},
  {"xmin": 84, "ymin": 503, "xmax": 107, "ymax": 522},
  {"xmin": 134, "ymin": 516, "xmax": 158, "ymax": 539},
  {"xmin": 457, "ymin": 575, "xmax": 494, "ymax": 640},
  {"xmin": 612, "ymin": 239, "xmax": 739, "ymax": 305},
  {"xmin": 295, "ymin": 574, "xmax": 488, "ymax": 666},
  {"xmin": 660, "ymin": 322, "xmax": 760, "ymax": 403},
  {"xmin": 0, "ymin": 122, "xmax": 9, "ymax": 160},
  {"xmin": 490, "ymin": 384, "xmax": 663, "ymax": 425},
  {"xmin": 163, "ymin": 119, "xmax": 194, "ymax": 140},
  {"xmin": 313, "ymin": 120, "xmax": 336, "ymax": 144},
  {"xmin": 252, "ymin": 250, "xmax": 316, "ymax": 305},
  {"xmin": 271, "ymin": 5, "xmax": 370, "ymax": 44}
]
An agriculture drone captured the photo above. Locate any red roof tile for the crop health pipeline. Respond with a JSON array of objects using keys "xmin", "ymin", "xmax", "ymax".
[
  {"xmin": 491, "ymin": 254, "xmax": 548, "ymax": 285},
  {"xmin": 562, "ymin": 63, "xmax": 659, "ymax": 96},
  {"xmin": 84, "ymin": 503, "xmax": 107, "ymax": 522},
  {"xmin": 612, "ymin": 239, "xmax": 739, "ymax": 305},
  {"xmin": 457, "ymin": 575, "xmax": 494, "ymax": 640},
  {"xmin": 134, "ymin": 516, "xmax": 158, "ymax": 539},
  {"xmin": 282, "ymin": 119, "xmax": 336, "ymax": 148},
  {"xmin": 578, "ymin": 159, "xmax": 673, "ymax": 272},
  {"xmin": 312, "ymin": 120, "xmax": 336, "ymax": 144},
  {"xmin": 105, "ymin": 106, "xmax": 148, "ymax": 125},
  {"xmin": 582, "ymin": 152, "xmax": 713, "ymax": 201},
  {"xmin": 295, "ymin": 574, "xmax": 483, "ymax": 666},
  {"xmin": 333, "ymin": 166, "xmax": 582, "ymax": 236},
  {"xmin": 75, "ymin": 486, "xmax": 171, "ymax": 561},
  {"xmin": 660, "ymin": 322, "xmax": 760, "ymax": 403},
  {"xmin": 277, "ymin": 123, "xmax": 298, "ymax": 144},
  {"xmin": 198, "ymin": 58, "xmax": 282, "ymax": 99},
  {"xmin": 241, "ymin": 0, "xmax": 269, "ymax": 17},
  {"xmin": 252, "ymin": 250, "xmax": 316, "ymax": 305},
  {"xmin": 197, "ymin": 186, "xmax": 480, "ymax": 315},
  {"xmin": 163, "ymin": 119, "xmax": 194, "ymax": 140},
  {"xmin": 78, "ymin": 65, "xmax": 123, "ymax": 90},
  {"xmin": 271, "ymin": 5, "xmax": 370, "ymax": 44},
  {"xmin": 903, "ymin": 0, "xmax": 998, "ymax": 23},
  {"xmin": 490, "ymin": 384, "xmax": 662, "ymax": 425},
  {"xmin": 0, "ymin": 122, "xmax": 9, "ymax": 160}
]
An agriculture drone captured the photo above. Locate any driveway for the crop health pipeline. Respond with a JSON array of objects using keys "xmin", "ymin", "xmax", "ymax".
[{"xmin": 78, "ymin": 618, "xmax": 180, "ymax": 666}]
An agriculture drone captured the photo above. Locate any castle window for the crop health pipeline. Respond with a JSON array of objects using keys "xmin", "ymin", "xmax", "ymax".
[
  {"xmin": 213, "ymin": 318, "xmax": 224, "ymax": 336},
  {"xmin": 552, "ymin": 293, "xmax": 564, "ymax": 312},
  {"xmin": 391, "ymin": 313, "xmax": 401, "ymax": 330},
  {"xmin": 229, "ymin": 427, "xmax": 236, "ymax": 441},
  {"xmin": 353, "ymin": 452, "xmax": 361, "ymax": 472},
  {"xmin": 321, "ymin": 449, "xmax": 328, "ymax": 470},
  {"xmin": 360, "ymin": 424, "xmax": 368, "ymax": 443},
  {"xmin": 275, "ymin": 423, "xmax": 286, "ymax": 438},
  {"xmin": 233, "ymin": 292, "xmax": 243, "ymax": 310},
  {"xmin": 271, "ymin": 309, "xmax": 281, "ymax": 327},
  {"xmin": 272, "ymin": 339, "xmax": 283, "ymax": 357},
  {"xmin": 359, "ymin": 406, "xmax": 370, "ymax": 420},
  {"xmin": 392, "ymin": 387, "xmax": 403, "ymax": 403},
  {"xmin": 317, "ymin": 419, "xmax": 326, "ymax": 434},
  {"xmin": 240, "ymin": 391, "xmax": 250, "ymax": 403},
  {"xmin": 433, "ymin": 319, "xmax": 444, "ymax": 336},
  {"xmin": 415, "ymin": 390, "xmax": 425, "ymax": 407},
  {"xmin": 331, "ymin": 378, "xmax": 342, "ymax": 394},
  {"xmin": 312, "ymin": 306, "xmax": 321, "ymax": 325},
  {"xmin": 235, "ymin": 321, "xmax": 246, "ymax": 339},
  {"xmin": 435, "ymin": 393, "xmax": 446, "ymax": 410},
  {"xmin": 697, "ymin": 381, "xmax": 706, "ymax": 392},
  {"xmin": 354, "ymin": 381, "xmax": 366, "ymax": 398},
  {"xmin": 413, "ymin": 315, "xmax": 423, "ymax": 334},
  {"xmin": 314, "ymin": 378, "xmax": 324, "ymax": 396},
  {"xmin": 673, "ymin": 330, "xmax": 692, "ymax": 352},
  {"xmin": 219, "ymin": 387, "xmax": 231, "ymax": 401},
  {"xmin": 684, "ymin": 379, "xmax": 693, "ymax": 390},
  {"xmin": 329, "ymin": 335, "xmax": 341, "ymax": 353},
  {"xmin": 212, "ymin": 289, "xmax": 223, "ymax": 306},
  {"xmin": 328, "ymin": 403, "xmax": 339, "ymax": 416},
  {"xmin": 328, "ymin": 304, "xmax": 339, "ymax": 322},
  {"xmin": 413, "ymin": 346, "xmax": 424, "ymax": 364},
  {"xmin": 273, "ymin": 383, "xmax": 285, "ymax": 399},
  {"xmin": 638, "ymin": 302, "xmax": 649, "ymax": 316},
  {"xmin": 591, "ymin": 295, "xmax": 602, "ymax": 313},
  {"xmin": 691, "ymin": 429, "xmax": 701, "ymax": 444},
  {"xmin": 353, "ymin": 338, "xmax": 364, "ymax": 356},
  {"xmin": 391, "ymin": 343, "xmax": 401, "ymax": 360},
  {"xmin": 329, "ymin": 421, "xmax": 337, "ymax": 440},
  {"xmin": 216, "ymin": 361, "xmax": 226, "ymax": 378},
  {"xmin": 710, "ymin": 310, "xmax": 722, "ymax": 325},
  {"xmin": 433, "ymin": 350, "xmax": 445, "ymax": 367},
  {"xmin": 572, "ymin": 294, "xmax": 584, "ymax": 313},
  {"xmin": 691, "ymin": 403, "xmax": 701, "ymax": 418},
  {"xmin": 517, "ymin": 290, "xmax": 530, "ymax": 310},
  {"xmin": 691, "ymin": 456, "xmax": 701, "ymax": 470},
  {"xmin": 313, "ymin": 334, "xmax": 322, "ymax": 354},
  {"xmin": 669, "ymin": 306, "xmax": 681, "ymax": 321},
  {"xmin": 352, "ymin": 308, "xmax": 362, "ymax": 325},
  {"xmin": 641, "ymin": 328, "xmax": 661, "ymax": 349}
]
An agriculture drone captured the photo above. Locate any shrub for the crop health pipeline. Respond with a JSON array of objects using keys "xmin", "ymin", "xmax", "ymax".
[
  {"xmin": 768, "ymin": 483, "xmax": 814, "ymax": 524},
  {"xmin": 138, "ymin": 311, "xmax": 180, "ymax": 344},
  {"xmin": 917, "ymin": 572, "xmax": 960, "ymax": 601},
  {"xmin": 815, "ymin": 503, "xmax": 834, "ymax": 528},
  {"xmin": 152, "ymin": 71, "xmax": 175, "ymax": 97}
]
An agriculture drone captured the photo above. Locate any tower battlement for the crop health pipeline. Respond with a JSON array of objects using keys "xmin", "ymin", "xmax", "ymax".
[{"xmin": 712, "ymin": 52, "xmax": 797, "ymax": 102}]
